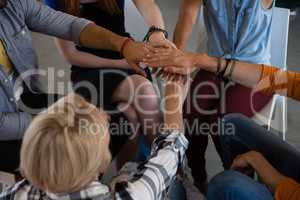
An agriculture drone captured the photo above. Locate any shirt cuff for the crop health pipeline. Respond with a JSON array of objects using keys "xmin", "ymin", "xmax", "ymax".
[
  {"xmin": 155, "ymin": 130, "xmax": 189, "ymax": 152},
  {"xmin": 71, "ymin": 18, "xmax": 93, "ymax": 44}
]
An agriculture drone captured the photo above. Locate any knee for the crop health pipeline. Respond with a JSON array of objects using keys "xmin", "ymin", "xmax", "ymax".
[
  {"xmin": 117, "ymin": 103, "xmax": 139, "ymax": 123},
  {"xmin": 207, "ymin": 171, "xmax": 251, "ymax": 199},
  {"xmin": 208, "ymin": 171, "xmax": 272, "ymax": 200},
  {"xmin": 132, "ymin": 77, "xmax": 159, "ymax": 108}
]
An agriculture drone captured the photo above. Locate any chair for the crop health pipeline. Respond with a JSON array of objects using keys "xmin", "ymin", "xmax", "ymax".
[{"xmin": 252, "ymin": 7, "xmax": 290, "ymax": 141}]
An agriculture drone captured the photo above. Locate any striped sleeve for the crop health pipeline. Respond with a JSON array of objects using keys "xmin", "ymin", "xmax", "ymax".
[{"xmin": 115, "ymin": 131, "xmax": 188, "ymax": 200}]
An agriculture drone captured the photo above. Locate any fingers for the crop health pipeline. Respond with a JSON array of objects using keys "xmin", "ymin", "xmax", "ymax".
[
  {"xmin": 128, "ymin": 60, "xmax": 147, "ymax": 77},
  {"xmin": 148, "ymin": 41, "xmax": 173, "ymax": 49},
  {"xmin": 144, "ymin": 57, "xmax": 175, "ymax": 68}
]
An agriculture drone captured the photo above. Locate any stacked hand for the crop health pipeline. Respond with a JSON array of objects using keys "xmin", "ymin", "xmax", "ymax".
[
  {"xmin": 143, "ymin": 47, "xmax": 198, "ymax": 75},
  {"xmin": 122, "ymin": 40, "xmax": 156, "ymax": 77},
  {"xmin": 121, "ymin": 33, "xmax": 195, "ymax": 82}
]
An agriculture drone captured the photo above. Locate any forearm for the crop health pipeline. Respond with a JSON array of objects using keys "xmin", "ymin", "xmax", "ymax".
[
  {"xmin": 120, "ymin": 132, "xmax": 188, "ymax": 199},
  {"xmin": 55, "ymin": 39, "xmax": 130, "ymax": 69},
  {"xmin": 257, "ymin": 67, "xmax": 300, "ymax": 101},
  {"xmin": 164, "ymin": 83, "xmax": 183, "ymax": 131},
  {"xmin": 0, "ymin": 112, "xmax": 32, "ymax": 141},
  {"xmin": 79, "ymin": 23, "xmax": 126, "ymax": 53},
  {"xmin": 134, "ymin": 0, "xmax": 165, "ymax": 28},
  {"xmin": 275, "ymin": 178, "xmax": 300, "ymax": 200},
  {"xmin": 193, "ymin": 54, "xmax": 300, "ymax": 101},
  {"xmin": 193, "ymin": 54, "xmax": 263, "ymax": 87},
  {"xmin": 173, "ymin": 0, "xmax": 202, "ymax": 49},
  {"xmin": 247, "ymin": 153, "xmax": 286, "ymax": 193}
]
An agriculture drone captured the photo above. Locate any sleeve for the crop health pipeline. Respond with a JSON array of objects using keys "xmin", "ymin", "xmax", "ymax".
[
  {"xmin": 0, "ymin": 112, "xmax": 32, "ymax": 141},
  {"xmin": 275, "ymin": 178, "xmax": 300, "ymax": 200},
  {"xmin": 21, "ymin": 0, "xmax": 92, "ymax": 43},
  {"xmin": 115, "ymin": 131, "xmax": 188, "ymax": 200},
  {"xmin": 259, "ymin": 65, "xmax": 300, "ymax": 102}
]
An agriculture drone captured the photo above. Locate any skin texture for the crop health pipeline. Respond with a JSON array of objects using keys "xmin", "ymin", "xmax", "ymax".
[
  {"xmin": 144, "ymin": 49, "xmax": 263, "ymax": 88},
  {"xmin": 231, "ymin": 151, "xmax": 287, "ymax": 193}
]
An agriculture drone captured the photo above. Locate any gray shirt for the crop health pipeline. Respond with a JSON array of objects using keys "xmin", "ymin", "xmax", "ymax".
[{"xmin": 0, "ymin": 0, "xmax": 91, "ymax": 140}]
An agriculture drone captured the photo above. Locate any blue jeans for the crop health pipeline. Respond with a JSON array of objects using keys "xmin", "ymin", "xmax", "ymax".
[
  {"xmin": 207, "ymin": 113, "xmax": 300, "ymax": 200},
  {"xmin": 220, "ymin": 113, "xmax": 300, "ymax": 181},
  {"xmin": 207, "ymin": 171, "xmax": 273, "ymax": 200}
]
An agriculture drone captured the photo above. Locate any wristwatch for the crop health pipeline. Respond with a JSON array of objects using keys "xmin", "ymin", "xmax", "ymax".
[{"xmin": 143, "ymin": 25, "xmax": 169, "ymax": 42}]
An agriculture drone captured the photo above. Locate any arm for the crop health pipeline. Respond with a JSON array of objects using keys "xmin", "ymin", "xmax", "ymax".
[
  {"xmin": 229, "ymin": 151, "xmax": 300, "ymax": 200},
  {"xmin": 133, "ymin": 0, "xmax": 165, "ymax": 29},
  {"xmin": 133, "ymin": 0, "xmax": 175, "ymax": 47},
  {"xmin": 231, "ymin": 151, "xmax": 287, "ymax": 193},
  {"xmin": 115, "ymin": 81, "xmax": 188, "ymax": 200},
  {"xmin": 144, "ymin": 50, "xmax": 300, "ymax": 102},
  {"xmin": 275, "ymin": 178, "xmax": 300, "ymax": 200},
  {"xmin": 22, "ymin": 0, "xmax": 153, "ymax": 71},
  {"xmin": 262, "ymin": 0, "xmax": 274, "ymax": 9},
  {"xmin": 54, "ymin": 39, "xmax": 131, "ymax": 69},
  {"xmin": 0, "ymin": 112, "xmax": 32, "ymax": 141},
  {"xmin": 173, "ymin": 0, "xmax": 202, "ymax": 50}
]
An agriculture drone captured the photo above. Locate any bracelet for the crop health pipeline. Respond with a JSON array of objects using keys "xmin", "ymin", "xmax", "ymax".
[
  {"xmin": 120, "ymin": 38, "xmax": 134, "ymax": 57},
  {"xmin": 224, "ymin": 60, "xmax": 233, "ymax": 78},
  {"xmin": 227, "ymin": 60, "xmax": 236, "ymax": 79},
  {"xmin": 143, "ymin": 26, "xmax": 169, "ymax": 42},
  {"xmin": 216, "ymin": 57, "xmax": 222, "ymax": 75},
  {"xmin": 220, "ymin": 59, "xmax": 231, "ymax": 78}
]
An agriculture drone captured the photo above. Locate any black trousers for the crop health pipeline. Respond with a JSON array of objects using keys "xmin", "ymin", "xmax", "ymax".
[{"xmin": 0, "ymin": 92, "xmax": 60, "ymax": 173}]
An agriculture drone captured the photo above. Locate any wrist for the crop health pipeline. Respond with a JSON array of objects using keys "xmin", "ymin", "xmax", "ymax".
[
  {"xmin": 164, "ymin": 83, "xmax": 184, "ymax": 131},
  {"xmin": 120, "ymin": 38, "xmax": 134, "ymax": 57},
  {"xmin": 193, "ymin": 54, "xmax": 224, "ymax": 73},
  {"xmin": 149, "ymin": 31, "xmax": 166, "ymax": 42},
  {"xmin": 144, "ymin": 26, "xmax": 168, "ymax": 42},
  {"xmin": 111, "ymin": 36, "xmax": 127, "ymax": 53}
]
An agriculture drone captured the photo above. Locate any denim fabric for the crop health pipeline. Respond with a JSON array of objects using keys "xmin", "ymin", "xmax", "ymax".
[
  {"xmin": 0, "ymin": 0, "xmax": 91, "ymax": 140},
  {"xmin": 203, "ymin": 0, "xmax": 273, "ymax": 64},
  {"xmin": 220, "ymin": 113, "xmax": 300, "ymax": 183},
  {"xmin": 207, "ymin": 171, "xmax": 274, "ymax": 200}
]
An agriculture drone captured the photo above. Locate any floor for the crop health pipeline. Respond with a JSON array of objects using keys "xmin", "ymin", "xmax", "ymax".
[{"xmin": 32, "ymin": 0, "xmax": 300, "ymax": 179}]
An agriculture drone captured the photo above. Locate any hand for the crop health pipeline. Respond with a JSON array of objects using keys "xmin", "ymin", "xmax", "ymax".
[
  {"xmin": 148, "ymin": 32, "xmax": 177, "ymax": 49},
  {"xmin": 231, "ymin": 151, "xmax": 287, "ymax": 193},
  {"xmin": 122, "ymin": 40, "xmax": 156, "ymax": 77},
  {"xmin": 143, "ymin": 48, "xmax": 198, "ymax": 75},
  {"xmin": 118, "ymin": 59, "xmax": 131, "ymax": 69}
]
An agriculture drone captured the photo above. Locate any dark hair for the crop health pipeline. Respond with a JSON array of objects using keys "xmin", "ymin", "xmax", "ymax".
[{"xmin": 59, "ymin": 0, "xmax": 121, "ymax": 16}]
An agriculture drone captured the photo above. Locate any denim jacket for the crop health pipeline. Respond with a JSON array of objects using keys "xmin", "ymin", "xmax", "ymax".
[{"xmin": 0, "ymin": 0, "xmax": 91, "ymax": 140}]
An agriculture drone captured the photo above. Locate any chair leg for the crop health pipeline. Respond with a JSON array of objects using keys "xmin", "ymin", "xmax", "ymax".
[{"xmin": 269, "ymin": 95, "xmax": 287, "ymax": 141}]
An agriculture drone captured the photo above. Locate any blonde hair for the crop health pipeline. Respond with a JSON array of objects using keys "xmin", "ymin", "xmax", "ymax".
[{"xmin": 20, "ymin": 94, "xmax": 110, "ymax": 193}]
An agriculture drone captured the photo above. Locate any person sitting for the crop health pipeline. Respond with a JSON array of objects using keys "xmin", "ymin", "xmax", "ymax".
[
  {"xmin": 0, "ymin": 0, "xmax": 154, "ymax": 173},
  {"xmin": 143, "ymin": 47, "xmax": 300, "ymax": 200},
  {"xmin": 0, "ymin": 77, "xmax": 188, "ymax": 200},
  {"xmin": 172, "ymin": 0, "xmax": 274, "ymax": 190},
  {"xmin": 51, "ymin": 0, "xmax": 173, "ymax": 164}
]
